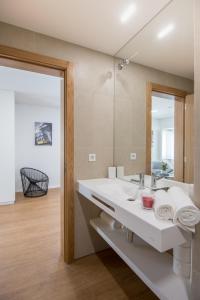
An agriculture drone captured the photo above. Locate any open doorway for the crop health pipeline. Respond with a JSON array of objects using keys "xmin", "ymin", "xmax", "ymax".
[
  {"xmin": 0, "ymin": 66, "xmax": 64, "ymax": 270},
  {"xmin": 0, "ymin": 46, "xmax": 74, "ymax": 263},
  {"xmin": 0, "ymin": 66, "xmax": 62, "ymax": 204}
]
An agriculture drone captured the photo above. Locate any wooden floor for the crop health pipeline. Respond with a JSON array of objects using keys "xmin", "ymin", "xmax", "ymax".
[{"xmin": 0, "ymin": 189, "xmax": 158, "ymax": 300}]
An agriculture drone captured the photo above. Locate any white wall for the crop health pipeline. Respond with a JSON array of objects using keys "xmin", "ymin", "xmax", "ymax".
[
  {"xmin": 160, "ymin": 117, "xmax": 174, "ymax": 129},
  {"xmin": 15, "ymin": 103, "xmax": 60, "ymax": 192},
  {"xmin": 152, "ymin": 118, "xmax": 161, "ymax": 161},
  {"xmin": 0, "ymin": 90, "xmax": 15, "ymax": 204}
]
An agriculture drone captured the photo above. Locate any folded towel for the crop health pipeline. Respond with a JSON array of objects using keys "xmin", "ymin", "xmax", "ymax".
[
  {"xmin": 173, "ymin": 238, "xmax": 192, "ymax": 278},
  {"xmin": 173, "ymin": 244, "xmax": 191, "ymax": 264},
  {"xmin": 154, "ymin": 190, "xmax": 175, "ymax": 220},
  {"xmin": 173, "ymin": 257, "xmax": 191, "ymax": 278},
  {"xmin": 168, "ymin": 187, "xmax": 200, "ymax": 232},
  {"xmin": 99, "ymin": 211, "xmax": 121, "ymax": 229}
]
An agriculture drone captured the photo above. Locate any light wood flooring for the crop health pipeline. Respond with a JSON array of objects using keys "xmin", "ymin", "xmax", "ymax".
[{"xmin": 0, "ymin": 189, "xmax": 158, "ymax": 300}]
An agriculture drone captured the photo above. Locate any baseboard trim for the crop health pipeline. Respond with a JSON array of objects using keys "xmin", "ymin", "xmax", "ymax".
[
  {"xmin": 0, "ymin": 200, "xmax": 15, "ymax": 206},
  {"xmin": 15, "ymin": 186, "xmax": 61, "ymax": 193},
  {"xmin": 49, "ymin": 185, "xmax": 61, "ymax": 189}
]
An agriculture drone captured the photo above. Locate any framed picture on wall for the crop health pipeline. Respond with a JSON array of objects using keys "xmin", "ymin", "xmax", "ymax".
[{"xmin": 35, "ymin": 122, "xmax": 52, "ymax": 146}]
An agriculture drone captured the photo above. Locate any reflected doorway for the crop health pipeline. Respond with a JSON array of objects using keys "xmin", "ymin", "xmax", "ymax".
[
  {"xmin": 151, "ymin": 93, "xmax": 175, "ymax": 179},
  {"xmin": 146, "ymin": 83, "xmax": 192, "ymax": 182}
]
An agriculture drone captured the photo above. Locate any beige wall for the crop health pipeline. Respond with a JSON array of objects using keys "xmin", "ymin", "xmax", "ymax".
[
  {"xmin": 0, "ymin": 22, "xmax": 113, "ymax": 258},
  {"xmin": 114, "ymin": 59, "xmax": 194, "ymax": 175}
]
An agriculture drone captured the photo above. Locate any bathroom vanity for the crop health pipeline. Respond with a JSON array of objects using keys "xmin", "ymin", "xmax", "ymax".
[{"xmin": 77, "ymin": 178, "xmax": 191, "ymax": 300}]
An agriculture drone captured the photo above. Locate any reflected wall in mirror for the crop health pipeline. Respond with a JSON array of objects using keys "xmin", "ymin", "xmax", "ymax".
[{"xmin": 114, "ymin": 0, "xmax": 194, "ymax": 183}]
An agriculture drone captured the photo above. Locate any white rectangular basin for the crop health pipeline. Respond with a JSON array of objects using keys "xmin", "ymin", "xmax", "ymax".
[{"xmin": 77, "ymin": 178, "xmax": 188, "ymax": 252}]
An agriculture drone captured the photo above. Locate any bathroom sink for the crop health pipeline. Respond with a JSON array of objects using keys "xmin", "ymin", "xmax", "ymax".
[
  {"xmin": 94, "ymin": 180, "xmax": 140, "ymax": 202},
  {"xmin": 77, "ymin": 178, "xmax": 188, "ymax": 252}
]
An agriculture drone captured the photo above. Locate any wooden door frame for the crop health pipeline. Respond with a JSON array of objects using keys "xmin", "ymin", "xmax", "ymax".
[
  {"xmin": 146, "ymin": 82, "xmax": 188, "ymax": 179},
  {"xmin": 0, "ymin": 45, "xmax": 74, "ymax": 263},
  {"xmin": 184, "ymin": 95, "xmax": 194, "ymax": 183}
]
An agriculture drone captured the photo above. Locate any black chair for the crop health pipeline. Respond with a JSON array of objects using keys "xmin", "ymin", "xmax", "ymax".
[{"xmin": 20, "ymin": 168, "xmax": 49, "ymax": 197}]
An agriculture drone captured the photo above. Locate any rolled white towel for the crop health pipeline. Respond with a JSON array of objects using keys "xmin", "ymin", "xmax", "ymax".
[
  {"xmin": 168, "ymin": 187, "xmax": 200, "ymax": 231},
  {"xmin": 99, "ymin": 211, "xmax": 121, "ymax": 229},
  {"xmin": 154, "ymin": 190, "xmax": 175, "ymax": 220}
]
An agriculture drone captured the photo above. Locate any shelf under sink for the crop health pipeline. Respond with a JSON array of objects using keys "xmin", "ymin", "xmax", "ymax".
[{"xmin": 90, "ymin": 217, "xmax": 190, "ymax": 300}]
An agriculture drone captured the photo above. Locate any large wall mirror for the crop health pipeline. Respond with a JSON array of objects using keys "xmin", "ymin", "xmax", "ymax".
[{"xmin": 114, "ymin": 0, "xmax": 194, "ymax": 184}]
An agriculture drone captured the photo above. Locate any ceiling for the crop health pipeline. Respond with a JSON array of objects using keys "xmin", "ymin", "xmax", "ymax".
[
  {"xmin": 0, "ymin": 0, "xmax": 194, "ymax": 79},
  {"xmin": 0, "ymin": 0, "xmax": 172, "ymax": 55},
  {"xmin": 117, "ymin": 0, "xmax": 194, "ymax": 79},
  {"xmin": 0, "ymin": 66, "xmax": 61, "ymax": 107}
]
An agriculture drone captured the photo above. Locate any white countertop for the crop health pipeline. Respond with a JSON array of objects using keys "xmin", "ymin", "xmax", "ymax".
[{"xmin": 77, "ymin": 178, "xmax": 188, "ymax": 252}]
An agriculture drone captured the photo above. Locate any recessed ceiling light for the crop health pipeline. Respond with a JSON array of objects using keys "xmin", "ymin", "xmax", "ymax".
[
  {"xmin": 120, "ymin": 3, "xmax": 136, "ymax": 23},
  {"xmin": 158, "ymin": 23, "xmax": 175, "ymax": 39}
]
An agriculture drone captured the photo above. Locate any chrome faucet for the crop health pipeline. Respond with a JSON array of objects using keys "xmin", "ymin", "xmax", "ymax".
[
  {"xmin": 151, "ymin": 173, "xmax": 157, "ymax": 189},
  {"xmin": 150, "ymin": 173, "xmax": 169, "ymax": 191},
  {"xmin": 139, "ymin": 173, "xmax": 145, "ymax": 189}
]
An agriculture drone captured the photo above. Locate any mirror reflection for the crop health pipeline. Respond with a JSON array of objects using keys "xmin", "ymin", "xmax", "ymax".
[
  {"xmin": 114, "ymin": 0, "xmax": 194, "ymax": 184},
  {"xmin": 151, "ymin": 93, "xmax": 175, "ymax": 178}
]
